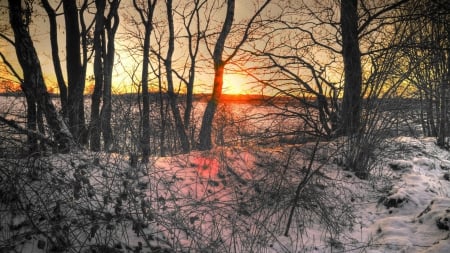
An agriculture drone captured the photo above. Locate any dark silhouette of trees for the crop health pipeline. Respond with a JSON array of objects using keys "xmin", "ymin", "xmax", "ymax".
[
  {"xmin": 339, "ymin": 0, "xmax": 362, "ymax": 136},
  {"xmin": 90, "ymin": 0, "xmax": 120, "ymax": 151},
  {"xmin": 145, "ymin": 0, "xmax": 209, "ymax": 154},
  {"xmin": 250, "ymin": 0, "xmax": 410, "ymax": 138},
  {"xmin": 41, "ymin": 0, "xmax": 68, "ymax": 119},
  {"xmin": 429, "ymin": 0, "xmax": 450, "ymax": 148},
  {"xmin": 8, "ymin": 0, "xmax": 73, "ymax": 153},
  {"xmin": 178, "ymin": 0, "xmax": 206, "ymax": 130},
  {"xmin": 198, "ymin": 0, "xmax": 272, "ymax": 150},
  {"xmin": 165, "ymin": 0, "xmax": 190, "ymax": 153},
  {"xmin": 90, "ymin": 0, "xmax": 106, "ymax": 152},
  {"xmin": 3, "ymin": 0, "xmax": 449, "ymax": 158},
  {"xmin": 339, "ymin": 0, "xmax": 410, "ymax": 135},
  {"xmin": 101, "ymin": 0, "xmax": 120, "ymax": 151},
  {"xmin": 42, "ymin": 0, "xmax": 92, "ymax": 147},
  {"xmin": 63, "ymin": 0, "xmax": 87, "ymax": 144},
  {"xmin": 197, "ymin": 0, "xmax": 235, "ymax": 150},
  {"xmin": 132, "ymin": 0, "xmax": 158, "ymax": 162},
  {"xmin": 402, "ymin": 0, "xmax": 450, "ymax": 148}
]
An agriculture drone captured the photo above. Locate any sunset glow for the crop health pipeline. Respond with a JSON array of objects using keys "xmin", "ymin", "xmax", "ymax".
[{"xmin": 222, "ymin": 72, "xmax": 254, "ymax": 95}]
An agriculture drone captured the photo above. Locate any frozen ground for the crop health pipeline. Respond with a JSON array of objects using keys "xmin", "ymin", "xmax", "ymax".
[
  {"xmin": 353, "ymin": 137, "xmax": 450, "ymax": 253},
  {"xmin": 1, "ymin": 136, "xmax": 450, "ymax": 252}
]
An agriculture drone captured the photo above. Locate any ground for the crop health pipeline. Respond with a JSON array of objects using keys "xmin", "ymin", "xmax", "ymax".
[{"xmin": 1, "ymin": 136, "xmax": 450, "ymax": 252}]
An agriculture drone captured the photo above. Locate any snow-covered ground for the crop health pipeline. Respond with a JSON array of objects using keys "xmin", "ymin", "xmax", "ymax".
[
  {"xmin": 1, "ymin": 136, "xmax": 450, "ymax": 252},
  {"xmin": 352, "ymin": 137, "xmax": 450, "ymax": 253}
]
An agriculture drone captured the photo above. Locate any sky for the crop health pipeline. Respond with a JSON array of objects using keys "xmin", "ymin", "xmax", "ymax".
[{"xmin": 0, "ymin": 0, "xmax": 273, "ymax": 95}]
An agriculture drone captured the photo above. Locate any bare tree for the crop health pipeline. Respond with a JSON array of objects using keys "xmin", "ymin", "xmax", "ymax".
[
  {"xmin": 165, "ymin": 0, "xmax": 190, "ymax": 153},
  {"xmin": 339, "ymin": 0, "xmax": 410, "ymax": 135},
  {"xmin": 339, "ymin": 0, "xmax": 362, "ymax": 135},
  {"xmin": 132, "ymin": 0, "xmax": 158, "ymax": 162},
  {"xmin": 63, "ymin": 0, "xmax": 87, "ymax": 144},
  {"xmin": 89, "ymin": 0, "xmax": 106, "ymax": 151},
  {"xmin": 101, "ymin": 0, "xmax": 120, "ymax": 150},
  {"xmin": 89, "ymin": 0, "xmax": 121, "ymax": 151},
  {"xmin": 197, "ymin": 0, "xmax": 235, "ymax": 150},
  {"xmin": 402, "ymin": 0, "xmax": 450, "ymax": 148},
  {"xmin": 41, "ymin": 0, "xmax": 92, "ymax": 146},
  {"xmin": 431, "ymin": 0, "xmax": 450, "ymax": 148},
  {"xmin": 198, "ymin": 0, "xmax": 272, "ymax": 150},
  {"xmin": 174, "ymin": 0, "xmax": 207, "ymax": 131},
  {"xmin": 41, "ymin": 0, "xmax": 68, "ymax": 118},
  {"xmin": 8, "ymin": 0, "xmax": 73, "ymax": 153}
]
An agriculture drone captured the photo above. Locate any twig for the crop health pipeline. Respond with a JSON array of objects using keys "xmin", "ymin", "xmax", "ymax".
[
  {"xmin": 0, "ymin": 115, "xmax": 57, "ymax": 147},
  {"xmin": 284, "ymin": 139, "xmax": 323, "ymax": 236}
]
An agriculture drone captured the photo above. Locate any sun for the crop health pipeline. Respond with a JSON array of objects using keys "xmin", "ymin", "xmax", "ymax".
[{"xmin": 222, "ymin": 72, "xmax": 253, "ymax": 95}]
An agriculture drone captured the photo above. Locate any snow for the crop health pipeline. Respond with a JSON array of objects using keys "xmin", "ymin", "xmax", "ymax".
[
  {"xmin": 1, "ymin": 137, "xmax": 450, "ymax": 252},
  {"xmin": 350, "ymin": 137, "xmax": 450, "ymax": 253}
]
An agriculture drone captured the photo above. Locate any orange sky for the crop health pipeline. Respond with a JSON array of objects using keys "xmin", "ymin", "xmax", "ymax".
[{"xmin": 0, "ymin": 0, "xmax": 267, "ymax": 96}]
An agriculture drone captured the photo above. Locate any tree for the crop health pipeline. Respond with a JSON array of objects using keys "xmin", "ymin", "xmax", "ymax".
[
  {"xmin": 252, "ymin": 0, "xmax": 411, "ymax": 138},
  {"xmin": 101, "ymin": 0, "xmax": 120, "ymax": 150},
  {"xmin": 402, "ymin": 0, "xmax": 450, "ymax": 148},
  {"xmin": 175, "ymin": 0, "xmax": 207, "ymax": 131},
  {"xmin": 8, "ymin": 0, "xmax": 73, "ymax": 153},
  {"xmin": 63, "ymin": 0, "xmax": 87, "ymax": 143},
  {"xmin": 197, "ymin": 0, "xmax": 235, "ymax": 150},
  {"xmin": 89, "ymin": 0, "xmax": 106, "ymax": 151},
  {"xmin": 41, "ymin": 0, "xmax": 68, "ymax": 119},
  {"xmin": 41, "ymin": 0, "xmax": 92, "ymax": 146},
  {"xmin": 198, "ymin": 0, "xmax": 272, "ymax": 150},
  {"xmin": 165, "ymin": 0, "xmax": 190, "ymax": 153},
  {"xmin": 431, "ymin": 0, "xmax": 450, "ymax": 148},
  {"xmin": 89, "ymin": 0, "xmax": 121, "ymax": 151},
  {"xmin": 245, "ymin": 1, "xmax": 341, "ymax": 138},
  {"xmin": 142, "ymin": 0, "xmax": 208, "ymax": 154},
  {"xmin": 132, "ymin": 0, "xmax": 158, "ymax": 161},
  {"xmin": 339, "ymin": 0, "xmax": 362, "ymax": 135},
  {"xmin": 339, "ymin": 0, "xmax": 410, "ymax": 135}
]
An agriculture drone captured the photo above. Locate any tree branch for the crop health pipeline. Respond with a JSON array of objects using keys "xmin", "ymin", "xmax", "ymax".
[{"xmin": 0, "ymin": 116, "xmax": 57, "ymax": 147}]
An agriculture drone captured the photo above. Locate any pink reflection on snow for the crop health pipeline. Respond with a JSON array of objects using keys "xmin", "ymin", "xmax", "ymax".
[{"xmin": 193, "ymin": 156, "xmax": 220, "ymax": 178}]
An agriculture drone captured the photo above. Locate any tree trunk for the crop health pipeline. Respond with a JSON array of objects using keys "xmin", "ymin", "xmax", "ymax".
[
  {"xmin": 159, "ymin": 79, "xmax": 167, "ymax": 157},
  {"xmin": 183, "ymin": 4, "xmax": 202, "ymax": 129},
  {"xmin": 339, "ymin": 0, "xmax": 362, "ymax": 136},
  {"xmin": 24, "ymin": 92, "xmax": 38, "ymax": 153},
  {"xmin": 133, "ymin": 0, "xmax": 157, "ymax": 161},
  {"xmin": 198, "ymin": 63, "xmax": 225, "ymax": 150},
  {"xmin": 198, "ymin": 0, "xmax": 235, "ymax": 150},
  {"xmin": 437, "ymin": 81, "xmax": 448, "ymax": 147},
  {"xmin": 437, "ymin": 27, "xmax": 450, "ymax": 148},
  {"xmin": 89, "ymin": 0, "xmax": 106, "ymax": 151},
  {"xmin": 184, "ymin": 65, "xmax": 195, "ymax": 129},
  {"xmin": 101, "ymin": 38, "xmax": 113, "ymax": 151},
  {"xmin": 419, "ymin": 90, "xmax": 428, "ymax": 136},
  {"xmin": 41, "ymin": 0, "xmax": 68, "ymax": 119},
  {"xmin": 141, "ymin": 27, "xmax": 152, "ymax": 160},
  {"xmin": 63, "ymin": 0, "xmax": 85, "ymax": 143},
  {"xmin": 9, "ymin": 0, "xmax": 72, "ymax": 153},
  {"xmin": 101, "ymin": 0, "xmax": 120, "ymax": 151},
  {"xmin": 79, "ymin": 0, "xmax": 90, "ymax": 146},
  {"xmin": 166, "ymin": 0, "xmax": 190, "ymax": 153},
  {"xmin": 37, "ymin": 105, "xmax": 46, "ymax": 152},
  {"xmin": 427, "ymin": 91, "xmax": 437, "ymax": 136}
]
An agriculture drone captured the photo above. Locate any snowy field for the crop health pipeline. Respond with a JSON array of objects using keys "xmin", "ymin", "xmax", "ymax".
[
  {"xmin": 1, "ymin": 135, "xmax": 450, "ymax": 252},
  {"xmin": 0, "ymin": 95, "xmax": 449, "ymax": 252}
]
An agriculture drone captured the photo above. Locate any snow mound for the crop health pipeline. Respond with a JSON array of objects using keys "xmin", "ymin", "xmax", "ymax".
[
  {"xmin": 388, "ymin": 159, "xmax": 413, "ymax": 171},
  {"xmin": 362, "ymin": 137, "xmax": 450, "ymax": 253}
]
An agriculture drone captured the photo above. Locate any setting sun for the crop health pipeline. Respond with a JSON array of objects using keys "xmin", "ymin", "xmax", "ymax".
[{"xmin": 222, "ymin": 72, "xmax": 254, "ymax": 95}]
